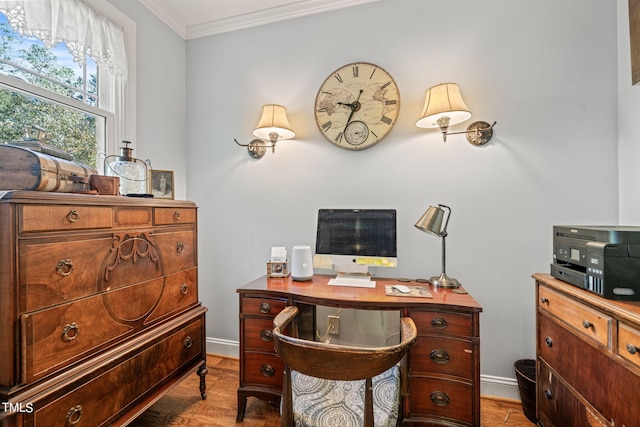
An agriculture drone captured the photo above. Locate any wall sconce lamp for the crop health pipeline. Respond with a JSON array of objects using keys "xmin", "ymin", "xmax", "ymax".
[
  {"xmin": 416, "ymin": 83, "xmax": 496, "ymax": 145},
  {"xmin": 234, "ymin": 104, "xmax": 295, "ymax": 159},
  {"xmin": 415, "ymin": 203, "xmax": 460, "ymax": 288}
]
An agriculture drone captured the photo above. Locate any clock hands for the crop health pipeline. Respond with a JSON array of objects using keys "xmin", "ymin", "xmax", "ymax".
[{"xmin": 340, "ymin": 89, "xmax": 363, "ymax": 142}]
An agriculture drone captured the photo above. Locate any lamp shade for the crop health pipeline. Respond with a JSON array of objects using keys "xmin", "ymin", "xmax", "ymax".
[
  {"xmin": 253, "ymin": 104, "xmax": 295, "ymax": 141},
  {"xmin": 414, "ymin": 205, "xmax": 444, "ymax": 236},
  {"xmin": 416, "ymin": 83, "xmax": 472, "ymax": 129}
]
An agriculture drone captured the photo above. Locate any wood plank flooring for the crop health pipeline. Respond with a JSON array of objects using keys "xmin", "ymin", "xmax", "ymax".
[{"xmin": 128, "ymin": 354, "xmax": 536, "ymax": 427}]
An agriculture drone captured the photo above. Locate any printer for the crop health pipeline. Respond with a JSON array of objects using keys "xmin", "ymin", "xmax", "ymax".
[{"xmin": 551, "ymin": 226, "xmax": 640, "ymax": 300}]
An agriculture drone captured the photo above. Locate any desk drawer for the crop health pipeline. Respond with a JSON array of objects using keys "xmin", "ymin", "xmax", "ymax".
[
  {"xmin": 539, "ymin": 285, "xmax": 611, "ymax": 348},
  {"xmin": 243, "ymin": 353, "xmax": 283, "ymax": 389},
  {"xmin": 408, "ymin": 376, "xmax": 473, "ymax": 424},
  {"xmin": 410, "ymin": 336, "xmax": 473, "ymax": 379},
  {"xmin": 30, "ymin": 315, "xmax": 204, "ymax": 427},
  {"xmin": 410, "ymin": 310, "xmax": 472, "ymax": 337},
  {"xmin": 619, "ymin": 322, "xmax": 640, "ymax": 369},
  {"xmin": 244, "ymin": 318, "xmax": 277, "ymax": 352},
  {"xmin": 20, "ymin": 205, "xmax": 112, "ymax": 233},
  {"xmin": 242, "ymin": 297, "xmax": 288, "ymax": 317}
]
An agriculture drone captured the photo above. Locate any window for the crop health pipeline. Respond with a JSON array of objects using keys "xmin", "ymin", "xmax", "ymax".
[{"xmin": 0, "ymin": 0, "xmax": 135, "ymax": 171}]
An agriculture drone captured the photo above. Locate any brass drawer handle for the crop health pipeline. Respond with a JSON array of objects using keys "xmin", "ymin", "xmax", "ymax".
[
  {"xmin": 431, "ymin": 318, "xmax": 447, "ymax": 329},
  {"xmin": 544, "ymin": 389, "xmax": 553, "ymax": 400},
  {"xmin": 56, "ymin": 259, "xmax": 74, "ymax": 276},
  {"xmin": 627, "ymin": 343, "xmax": 639, "ymax": 355},
  {"xmin": 259, "ymin": 302, "xmax": 272, "ymax": 314},
  {"xmin": 545, "ymin": 337, "xmax": 553, "ymax": 348},
  {"xmin": 184, "ymin": 336, "xmax": 193, "ymax": 349},
  {"xmin": 260, "ymin": 329, "xmax": 273, "ymax": 342},
  {"xmin": 582, "ymin": 320, "xmax": 593, "ymax": 329},
  {"xmin": 176, "ymin": 242, "xmax": 185, "ymax": 254},
  {"xmin": 260, "ymin": 364, "xmax": 275, "ymax": 377},
  {"xmin": 429, "ymin": 391, "xmax": 450, "ymax": 407},
  {"xmin": 180, "ymin": 283, "xmax": 188, "ymax": 295},
  {"xmin": 66, "ymin": 405, "xmax": 83, "ymax": 426},
  {"xmin": 429, "ymin": 349, "xmax": 450, "ymax": 365},
  {"xmin": 173, "ymin": 210, "xmax": 182, "ymax": 221},
  {"xmin": 66, "ymin": 210, "xmax": 81, "ymax": 223},
  {"xmin": 62, "ymin": 322, "xmax": 79, "ymax": 342}
]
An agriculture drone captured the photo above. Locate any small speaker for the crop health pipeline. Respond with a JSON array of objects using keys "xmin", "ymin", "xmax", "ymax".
[{"xmin": 291, "ymin": 245, "xmax": 313, "ymax": 281}]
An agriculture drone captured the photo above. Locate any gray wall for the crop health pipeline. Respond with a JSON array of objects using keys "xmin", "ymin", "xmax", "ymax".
[
  {"xmin": 186, "ymin": 0, "xmax": 618, "ymax": 390},
  {"xmin": 110, "ymin": 0, "xmax": 632, "ymax": 397}
]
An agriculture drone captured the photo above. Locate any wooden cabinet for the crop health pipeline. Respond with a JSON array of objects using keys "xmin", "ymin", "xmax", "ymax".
[
  {"xmin": 535, "ymin": 273, "xmax": 640, "ymax": 426},
  {"xmin": 0, "ymin": 191, "xmax": 207, "ymax": 427},
  {"xmin": 236, "ymin": 275, "xmax": 481, "ymax": 426}
]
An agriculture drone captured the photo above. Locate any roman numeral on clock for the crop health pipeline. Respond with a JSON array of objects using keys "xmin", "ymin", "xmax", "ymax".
[
  {"xmin": 381, "ymin": 116, "xmax": 392, "ymax": 125},
  {"xmin": 322, "ymin": 121, "xmax": 332, "ymax": 131}
]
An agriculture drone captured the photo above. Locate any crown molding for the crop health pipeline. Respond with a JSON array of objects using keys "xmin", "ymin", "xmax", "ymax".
[{"xmin": 138, "ymin": 0, "xmax": 383, "ymax": 40}]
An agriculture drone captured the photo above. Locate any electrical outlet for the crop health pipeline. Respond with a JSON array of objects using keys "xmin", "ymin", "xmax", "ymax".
[{"xmin": 328, "ymin": 315, "xmax": 340, "ymax": 335}]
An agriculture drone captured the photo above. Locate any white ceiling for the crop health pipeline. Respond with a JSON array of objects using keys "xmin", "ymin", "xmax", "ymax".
[{"xmin": 136, "ymin": 0, "xmax": 383, "ymax": 40}]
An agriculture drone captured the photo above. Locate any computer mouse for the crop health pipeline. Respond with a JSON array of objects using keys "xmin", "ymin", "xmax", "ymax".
[{"xmin": 393, "ymin": 284, "xmax": 411, "ymax": 293}]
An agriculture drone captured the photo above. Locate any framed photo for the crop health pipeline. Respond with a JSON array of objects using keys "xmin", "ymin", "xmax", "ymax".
[{"xmin": 150, "ymin": 170, "xmax": 174, "ymax": 199}]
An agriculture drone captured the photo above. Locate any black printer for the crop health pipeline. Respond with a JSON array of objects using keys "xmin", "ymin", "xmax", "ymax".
[{"xmin": 551, "ymin": 225, "xmax": 640, "ymax": 300}]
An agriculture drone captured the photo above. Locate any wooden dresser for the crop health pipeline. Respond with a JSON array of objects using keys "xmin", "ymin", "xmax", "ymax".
[
  {"xmin": 237, "ymin": 275, "xmax": 482, "ymax": 426},
  {"xmin": 0, "ymin": 191, "xmax": 207, "ymax": 427},
  {"xmin": 534, "ymin": 273, "xmax": 640, "ymax": 426}
]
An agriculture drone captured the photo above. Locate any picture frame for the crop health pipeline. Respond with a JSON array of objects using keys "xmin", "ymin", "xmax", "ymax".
[
  {"xmin": 631, "ymin": 0, "xmax": 640, "ymax": 84},
  {"xmin": 150, "ymin": 170, "xmax": 174, "ymax": 199}
]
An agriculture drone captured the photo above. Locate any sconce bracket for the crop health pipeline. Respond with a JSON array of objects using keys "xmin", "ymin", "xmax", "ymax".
[
  {"xmin": 465, "ymin": 121, "xmax": 494, "ymax": 146},
  {"xmin": 248, "ymin": 139, "xmax": 267, "ymax": 159}
]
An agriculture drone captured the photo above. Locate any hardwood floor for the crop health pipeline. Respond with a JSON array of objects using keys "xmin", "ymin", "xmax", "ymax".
[{"xmin": 129, "ymin": 354, "xmax": 536, "ymax": 427}]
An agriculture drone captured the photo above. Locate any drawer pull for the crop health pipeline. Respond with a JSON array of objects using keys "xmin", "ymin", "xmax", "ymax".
[
  {"xmin": 65, "ymin": 405, "xmax": 83, "ymax": 426},
  {"xmin": 627, "ymin": 343, "xmax": 639, "ymax": 355},
  {"xmin": 544, "ymin": 389, "xmax": 553, "ymax": 400},
  {"xmin": 176, "ymin": 242, "xmax": 185, "ymax": 254},
  {"xmin": 430, "ymin": 391, "xmax": 450, "ymax": 407},
  {"xmin": 259, "ymin": 302, "xmax": 272, "ymax": 314},
  {"xmin": 56, "ymin": 259, "xmax": 75, "ymax": 276},
  {"xmin": 429, "ymin": 349, "xmax": 450, "ymax": 365},
  {"xmin": 66, "ymin": 210, "xmax": 81, "ymax": 223},
  {"xmin": 184, "ymin": 336, "xmax": 193, "ymax": 349},
  {"xmin": 582, "ymin": 320, "xmax": 593, "ymax": 329},
  {"xmin": 431, "ymin": 318, "xmax": 448, "ymax": 329},
  {"xmin": 545, "ymin": 337, "xmax": 553, "ymax": 348},
  {"xmin": 173, "ymin": 210, "xmax": 182, "ymax": 221},
  {"xmin": 62, "ymin": 322, "xmax": 79, "ymax": 342},
  {"xmin": 180, "ymin": 283, "xmax": 188, "ymax": 295},
  {"xmin": 261, "ymin": 364, "xmax": 275, "ymax": 377},
  {"xmin": 540, "ymin": 297, "xmax": 549, "ymax": 305},
  {"xmin": 260, "ymin": 329, "xmax": 273, "ymax": 342}
]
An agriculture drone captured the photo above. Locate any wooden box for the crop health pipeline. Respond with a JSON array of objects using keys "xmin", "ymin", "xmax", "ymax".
[{"xmin": 0, "ymin": 144, "xmax": 96, "ymax": 192}]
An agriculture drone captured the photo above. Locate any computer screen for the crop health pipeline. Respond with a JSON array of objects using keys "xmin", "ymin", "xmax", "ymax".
[{"xmin": 313, "ymin": 209, "xmax": 397, "ymax": 271}]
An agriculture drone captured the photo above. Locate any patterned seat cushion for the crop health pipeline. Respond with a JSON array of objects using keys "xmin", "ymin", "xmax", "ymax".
[{"xmin": 290, "ymin": 365, "xmax": 400, "ymax": 427}]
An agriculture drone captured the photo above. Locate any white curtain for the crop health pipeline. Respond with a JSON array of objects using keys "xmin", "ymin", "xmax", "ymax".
[{"xmin": 0, "ymin": 0, "xmax": 127, "ymax": 80}]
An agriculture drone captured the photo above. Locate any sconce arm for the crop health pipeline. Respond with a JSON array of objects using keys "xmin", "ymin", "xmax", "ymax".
[{"xmin": 445, "ymin": 121, "xmax": 496, "ymax": 136}]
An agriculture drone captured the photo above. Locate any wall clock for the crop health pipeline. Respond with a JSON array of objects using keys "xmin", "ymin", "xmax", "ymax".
[{"xmin": 314, "ymin": 62, "xmax": 400, "ymax": 150}]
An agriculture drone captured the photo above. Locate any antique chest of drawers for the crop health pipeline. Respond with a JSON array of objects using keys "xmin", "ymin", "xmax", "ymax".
[
  {"xmin": 0, "ymin": 191, "xmax": 207, "ymax": 427},
  {"xmin": 534, "ymin": 273, "xmax": 640, "ymax": 426}
]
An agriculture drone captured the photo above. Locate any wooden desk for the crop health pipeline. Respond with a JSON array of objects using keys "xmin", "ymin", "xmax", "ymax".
[{"xmin": 236, "ymin": 275, "xmax": 482, "ymax": 426}]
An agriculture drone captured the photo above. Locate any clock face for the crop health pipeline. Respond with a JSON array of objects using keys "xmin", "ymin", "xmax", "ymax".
[{"xmin": 314, "ymin": 62, "xmax": 400, "ymax": 150}]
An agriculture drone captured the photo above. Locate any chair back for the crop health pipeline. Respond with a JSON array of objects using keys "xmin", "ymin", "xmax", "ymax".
[{"xmin": 273, "ymin": 305, "xmax": 417, "ymax": 427}]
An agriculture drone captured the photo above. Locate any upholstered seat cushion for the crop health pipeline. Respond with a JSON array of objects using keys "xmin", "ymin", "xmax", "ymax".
[{"xmin": 290, "ymin": 365, "xmax": 400, "ymax": 427}]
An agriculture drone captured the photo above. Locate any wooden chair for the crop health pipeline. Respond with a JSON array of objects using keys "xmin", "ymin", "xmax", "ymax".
[{"xmin": 273, "ymin": 306, "xmax": 418, "ymax": 427}]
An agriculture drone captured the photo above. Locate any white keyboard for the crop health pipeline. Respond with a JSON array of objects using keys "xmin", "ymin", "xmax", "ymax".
[{"xmin": 327, "ymin": 278, "xmax": 376, "ymax": 288}]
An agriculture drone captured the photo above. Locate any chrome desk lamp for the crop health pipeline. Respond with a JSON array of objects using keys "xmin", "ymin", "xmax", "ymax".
[{"xmin": 415, "ymin": 204, "xmax": 459, "ymax": 288}]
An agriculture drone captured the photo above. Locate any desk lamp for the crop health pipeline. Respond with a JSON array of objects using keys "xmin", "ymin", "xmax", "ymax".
[{"xmin": 415, "ymin": 204, "xmax": 459, "ymax": 288}]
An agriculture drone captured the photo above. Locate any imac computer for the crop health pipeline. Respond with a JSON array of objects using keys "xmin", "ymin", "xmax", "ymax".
[{"xmin": 313, "ymin": 209, "xmax": 397, "ymax": 287}]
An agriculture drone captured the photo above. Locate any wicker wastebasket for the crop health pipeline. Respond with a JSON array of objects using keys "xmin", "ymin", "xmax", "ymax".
[{"xmin": 514, "ymin": 359, "xmax": 537, "ymax": 423}]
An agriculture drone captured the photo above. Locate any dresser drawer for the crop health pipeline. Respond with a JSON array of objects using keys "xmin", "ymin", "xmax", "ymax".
[
  {"xmin": 410, "ymin": 310, "xmax": 472, "ymax": 337},
  {"xmin": 29, "ymin": 315, "xmax": 204, "ymax": 427},
  {"xmin": 154, "ymin": 207, "xmax": 197, "ymax": 225},
  {"xmin": 21, "ymin": 236, "xmax": 115, "ymax": 312},
  {"xmin": 410, "ymin": 336, "xmax": 473, "ymax": 379},
  {"xmin": 244, "ymin": 318, "xmax": 277, "ymax": 352},
  {"xmin": 242, "ymin": 297, "xmax": 288, "ymax": 317},
  {"xmin": 145, "ymin": 268, "xmax": 199, "ymax": 324},
  {"xmin": 20, "ymin": 204, "xmax": 112, "ymax": 233},
  {"xmin": 113, "ymin": 206, "xmax": 153, "ymax": 227},
  {"xmin": 152, "ymin": 229, "xmax": 197, "ymax": 274},
  {"xmin": 619, "ymin": 322, "xmax": 640, "ymax": 369},
  {"xmin": 408, "ymin": 376, "xmax": 473, "ymax": 424},
  {"xmin": 539, "ymin": 285, "xmax": 612, "ymax": 348},
  {"xmin": 243, "ymin": 353, "xmax": 283, "ymax": 389}
]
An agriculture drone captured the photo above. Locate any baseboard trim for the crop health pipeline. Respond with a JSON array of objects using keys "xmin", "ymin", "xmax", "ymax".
[{"xmin": 207, "ymin": 338, "xmax": 522, "ymax": 400}]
